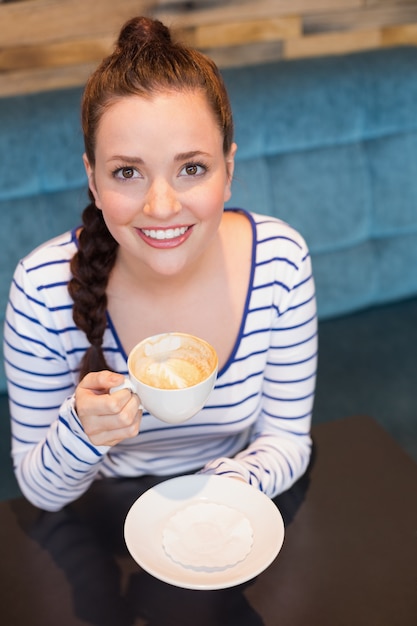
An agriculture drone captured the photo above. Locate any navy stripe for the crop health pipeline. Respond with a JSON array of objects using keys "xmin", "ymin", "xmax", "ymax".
[
  {"xmin": 26, "ymin": 258, "xmax": 70, "ymax": 273},
  {"xmin": 256, "ymin": 256, "xmax": 299, "ymax": 271},
  {"xmin": 4, "ymin": 354, "xmax": 71, "ymax": 378}
]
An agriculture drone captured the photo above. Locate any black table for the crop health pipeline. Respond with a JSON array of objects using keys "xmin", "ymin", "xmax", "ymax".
[{"xmin": 1, "ymin": 416, "xmax": 416, "ymax": 625}]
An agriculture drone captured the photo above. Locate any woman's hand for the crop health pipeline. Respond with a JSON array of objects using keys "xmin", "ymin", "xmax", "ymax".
[{"xmin": 75, "ymin": 370, "xmax": 142, "ymax": 447}]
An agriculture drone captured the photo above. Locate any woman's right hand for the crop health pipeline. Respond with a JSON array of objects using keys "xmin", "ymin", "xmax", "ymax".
[{"xmin": 75, "ymin": 370, "xmax": 142, "ymax": 447}]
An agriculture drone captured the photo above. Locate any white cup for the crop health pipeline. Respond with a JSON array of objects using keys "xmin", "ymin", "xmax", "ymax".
[{"xmin": 111, "ymin": 332, "xmax": 218, "ymax": 424}]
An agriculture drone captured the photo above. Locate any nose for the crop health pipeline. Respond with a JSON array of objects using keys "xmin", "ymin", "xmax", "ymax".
[{"xmin": 143, "ymin": 177, "xmax": 182, "ymax": 218}]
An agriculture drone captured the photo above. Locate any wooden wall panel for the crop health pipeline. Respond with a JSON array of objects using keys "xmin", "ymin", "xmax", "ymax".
[
  {"xmin": 0, "ymin": 0, "xmax": 152, "ymax": 47},
  {"xmin": 304, "ymin": 5, "xmax": 417, "ymax": 33},
  {"xmin": 155, "ymin": 0, "xmax": 362, "ymax": 28},
  {"xmin": 382, "ymin": 22, "xmax": 417, "ymax": 44},
  {"xmin": 0, "ymin": 0, "xmax": 416, "ymax": 97},
  {"xmin": 177, "ymin": 16, "xmax": 301, "ymax": 49},
  {"xmin": 285, "ymin": 29, "xmax": 382, "ymax": 59}
]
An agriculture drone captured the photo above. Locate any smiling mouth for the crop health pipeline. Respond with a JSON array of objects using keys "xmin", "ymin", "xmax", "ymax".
[{"xmin": 140, "ymin": 226, "xmax": 190, "ymax": 241}]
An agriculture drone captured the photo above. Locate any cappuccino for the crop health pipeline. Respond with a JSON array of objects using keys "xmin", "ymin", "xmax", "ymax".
[{"xmin": 131, "ymin": 333, "xmax": 217, "ymax": 390}]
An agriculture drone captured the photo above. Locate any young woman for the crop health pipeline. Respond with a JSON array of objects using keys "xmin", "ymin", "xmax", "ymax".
[{"xmin": 4, "ymin": 16, "xmax": 317, "ymax": 511}]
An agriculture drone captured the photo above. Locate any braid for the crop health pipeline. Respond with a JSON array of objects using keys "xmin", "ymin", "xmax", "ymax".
[{"xmin": 69, "ymin": 202, "xmax": 118, "ymax": 380}]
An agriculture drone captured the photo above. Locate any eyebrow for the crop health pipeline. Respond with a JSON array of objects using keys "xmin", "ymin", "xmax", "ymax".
[
  {"xmin": 108, "ymin": 150, "xmax": 212, "ymax": 164},
  {"xmin": 174, "ymin": 150, "xmax": 212, "ymax": 162},
  {"xmin": 108, "ymin": 155, "xmax": 144, "ymax": 164}
]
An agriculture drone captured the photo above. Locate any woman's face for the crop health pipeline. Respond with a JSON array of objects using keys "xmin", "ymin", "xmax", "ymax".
[{"xmin": 84, "ymin": 90, "xmax": 236, "ymax": 280}]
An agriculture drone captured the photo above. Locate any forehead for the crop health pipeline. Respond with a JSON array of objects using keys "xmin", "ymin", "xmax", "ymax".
[{"xmin": 96, "ymin": 91, "xmax": 222, "ymax": 144}]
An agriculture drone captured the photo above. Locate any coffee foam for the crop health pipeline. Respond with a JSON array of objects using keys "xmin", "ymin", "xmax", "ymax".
[{"xmin": 132, "ymin": 334, "xmax": 216, "ymax": 390}]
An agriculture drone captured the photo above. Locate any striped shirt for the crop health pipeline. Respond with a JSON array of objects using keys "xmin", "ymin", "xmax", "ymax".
[{"xmin": 4, "ymin": 209, "xmax": 317, "ymax": 511}]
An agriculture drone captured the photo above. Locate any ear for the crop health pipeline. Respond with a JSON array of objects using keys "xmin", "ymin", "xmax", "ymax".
[
  {"xmin": 83, "ymin": 153, "xmax": 101, "ymax": 208},
  {"xmin": 224, "ymin": 142, "xmax": 237, "ymax": 203}
]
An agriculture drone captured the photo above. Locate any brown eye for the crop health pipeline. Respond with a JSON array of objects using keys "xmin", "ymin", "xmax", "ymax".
[
  {"xmin": 185, "ymin": 164, "xmax": 198, "ymax": 176},
  {"xmin": 113, "ymin": 166, "xmax": 140, "ymax": 181},
  {"xmin": 180, "ymin": 163, "xmax": 206, "ymax": 177}
]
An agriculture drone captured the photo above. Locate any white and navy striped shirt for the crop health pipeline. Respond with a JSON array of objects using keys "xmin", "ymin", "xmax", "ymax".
[{"xmin": 4, "ymin": 210, "xmax": 317, "ymax": 511}]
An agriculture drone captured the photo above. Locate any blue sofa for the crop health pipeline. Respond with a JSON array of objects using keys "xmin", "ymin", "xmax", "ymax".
[
  {"xmin": 1, "ymin": 46, "xmax": 417, "ymax": 498},
  {"xmin": 224, "ymin": 47, "xmax": 417, "ymax": 318}
]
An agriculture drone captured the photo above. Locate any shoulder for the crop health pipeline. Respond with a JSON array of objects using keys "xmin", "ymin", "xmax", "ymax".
[
  {"xmin": 250, "ymin": 211, "xmax": 308, "ymax": 249},
  {"xmin": 227, "ymin": 208, "xmax": 307, "ymax": 246},
  {"xmin": 230, "ymin": 209, "xmax": 310, "ymax": 265},
  {"xmin": 21, "ymin": 230, "xmax": 77, "ymax": 270},
  {"xmin": 12, "ymin": 230, "xmax": 76, "ymax": 300},
  {"xmin": 18, "ymin": 231, "xmax": 76, "ymax": 280}
]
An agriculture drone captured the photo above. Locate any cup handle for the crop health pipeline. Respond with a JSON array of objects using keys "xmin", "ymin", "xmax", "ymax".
[{"xmin": 109, "ymin": 378, "xmax": 144, "ymax": 412}]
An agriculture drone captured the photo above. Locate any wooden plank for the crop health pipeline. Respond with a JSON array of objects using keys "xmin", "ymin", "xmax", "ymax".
[
  {"xmin": 0, "ymin": 36, "xmax": 113, "ymax": 72},
  {"xmin": 177, "ymin": 16, "xmax": 300, "ymax": 49},
  {"xmin": 0, "ymin": 0, "xmax": 362, "ymax": 47},
  {"xmin": 382, "ymin": 22, "xmax": 417, "ymax": 45},
  {"xmin": 157, "ymin": 0, "xmax": 362, "ymax": 28},
  {"xmin": 0, "ymin": 0, "xmax": 153, "ymax": 47},
  {"xmin": 0, "ymin": 63, "xmax": 97, "ymax": 98},
  {"xmin": 0, "ymin": 17, "xmax": 297, "ymax": 73},
  {"xmin": 285, "ymin": 29, "xmax": 382, "ymax": 59},
  {"xmin": 204, "ymin": 40, "xmax": 284, "ymax": 68},
  {"xmin": 304, "ymin": 5, "xmax": 417, "ymax": 34},
  {"xmin": 0, "ymin": 39, "xmax": 283, "ymax": 98},
  {"xmin": 0, "ymin": 11, "xmax": 300, "ymax": 73},
  {"xmin": 365, "ymin": 0, "xmax": 417, "ymax": 6}
]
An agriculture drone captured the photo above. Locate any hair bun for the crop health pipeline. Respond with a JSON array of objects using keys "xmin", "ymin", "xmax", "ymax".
[{"xmin": 117, "ymin": 16, "xmax": 172, "ymax": 51}]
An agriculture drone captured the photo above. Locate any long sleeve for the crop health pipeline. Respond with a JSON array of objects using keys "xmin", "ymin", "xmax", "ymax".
[
  {"xmin": 200, "ymin": 216, "xmax": 317, "ymax": 497},
  {"xmin": 4, "ymin": 235, "xmax": 109, "ymax": 511}
]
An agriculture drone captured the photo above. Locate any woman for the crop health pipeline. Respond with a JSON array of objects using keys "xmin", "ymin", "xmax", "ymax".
[{"xmin": 4, "ymin": 16, "xmax": 317, "ymax": 511}]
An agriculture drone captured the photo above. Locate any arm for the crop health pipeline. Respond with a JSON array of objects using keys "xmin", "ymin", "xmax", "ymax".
[
  {"xmin": 201, "ymin": 229, "xmax": 317, "ymax": 497},
  {"xmin": 4, "ymin": 259, "xmax": 139, "ymax": 511}
]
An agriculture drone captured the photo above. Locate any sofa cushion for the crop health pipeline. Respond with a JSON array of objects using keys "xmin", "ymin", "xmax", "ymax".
[
  {"xmin": 367, "ymin": 132, "xmax": 417, "ymax": 236},
  {"xmin": 223, "ymin": 47, "xmax": 417, "ymax": 159},
  {"xmin": 0, "ymin": 89, "xmax": 84, "ymax": 201}
]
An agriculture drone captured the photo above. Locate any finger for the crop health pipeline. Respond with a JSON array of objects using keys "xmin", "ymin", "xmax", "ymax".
[
  {"xmin": 78, "ymin": 370, "xmax": 125, "ymax": 394},
  {"xmin": 76, "ymin": 382, "xmax": 137, "ymax": 419},
  {"xmin": 106, "ymin": 387, "xmax": 137, "ymax": 415},
  {"xmin": 87, "ymin": 408, "xmax": 142, "ymax": 447},
  {"xmin": 84, "ymin": 394, "xmax": 141, "ymax": 434},
  {"xmin": 84, "ymin": 395, "xmax": 142, "ymax": 445}
]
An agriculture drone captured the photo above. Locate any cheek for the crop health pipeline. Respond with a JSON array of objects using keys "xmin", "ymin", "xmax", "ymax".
[
  {"xmin": 195, "ymin": 175, "xmax": 231, "ymax": 214},
  {"xmin": 98, "ymin": 190, "xmax": 139, "ymax": 224},
  {"xmin": 190, "ymin": 187, "xmax": 226, "ymax": 221}
]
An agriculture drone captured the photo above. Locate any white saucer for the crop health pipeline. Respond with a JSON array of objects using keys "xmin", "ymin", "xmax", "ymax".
[{"xmin": 124, "ymin": 475, "xmax": 285, "ymax": 590}]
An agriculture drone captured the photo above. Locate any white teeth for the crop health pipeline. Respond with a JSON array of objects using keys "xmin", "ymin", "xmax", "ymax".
[{"xmin": 142, "ymin": 226, "xmax": 189, "ymax": 240}]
